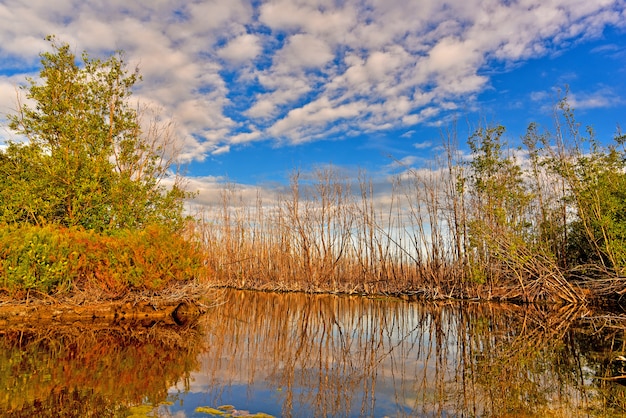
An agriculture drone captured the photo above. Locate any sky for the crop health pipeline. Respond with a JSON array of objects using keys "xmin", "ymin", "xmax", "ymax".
[{"xmin": 1, "ymin": 0, "xmax": 625, "ymax": 205}]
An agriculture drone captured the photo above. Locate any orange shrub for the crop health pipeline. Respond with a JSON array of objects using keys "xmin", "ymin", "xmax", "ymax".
[{"xmin": 0, "ymin": 223, "xmax": 206, "ymax": 298}]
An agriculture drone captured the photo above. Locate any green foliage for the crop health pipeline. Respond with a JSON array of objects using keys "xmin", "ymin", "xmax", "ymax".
[
  {"xmin": 0, "ymin": 223, "xmax": 205, "ymax": 297},
  {"xmin": 565, "ymin": 138, "xmax": 626, "ymax": 273},
  {"xmin": 456, "ymin": 95, "xmax": 626, "ymax": 293},
  {"xmin": 0, "ymin": 224, "xmax": 73, "ymax": 294},
  {"xmin": 1, "ymin": 36, "xmax": 189, "ymax": 232},
  {"xmin": 467, "ymin": 125, "xmax": 530, "ymax": 229},
  {"xmin": 540, "ymin": 97, "xmax": 626, "ymax": 276},
  {"xmin": 521, "ymin": 122, "xmax": 568, "ymax": 266},
  {"xmin": 195, "ymin": 404, "xmax": 275, "ymax": 417},
  {"xmin": 0, "ymin": 38, "xmax": 201, "ymax": 298},
  {"xmin": 464, "ymin": 125, "xmax": 533, "ymax": 285}
]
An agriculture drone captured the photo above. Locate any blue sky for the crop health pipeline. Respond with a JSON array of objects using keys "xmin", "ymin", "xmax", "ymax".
[{"xmin": 0, "ymin": 0, "xmax": 625, "ymax": 205}]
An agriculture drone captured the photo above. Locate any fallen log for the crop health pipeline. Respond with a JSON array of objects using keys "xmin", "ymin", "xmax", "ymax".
[{"xmin": 0, "ymin": 299, "xmax": 208, "ymax": 327}]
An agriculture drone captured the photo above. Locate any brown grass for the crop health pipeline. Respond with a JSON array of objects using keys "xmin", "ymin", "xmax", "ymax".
[
  {"xmin": 189, "ymin": 121, "xmax": 625, "ymax": 304},
  {"xmin": 191, "ymin": 165, "xmax": 480, "ymax": 299}
]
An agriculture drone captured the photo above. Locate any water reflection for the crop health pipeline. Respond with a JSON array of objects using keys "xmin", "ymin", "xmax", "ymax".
[
  {"xmin": 2, "ymin": 291, "xmax": 626, "ymax": 417},
  {"xmin": 0, "ymin": 318, "xmax": 203, "ymax": 417},
  {"xmin": 179, "ymin": 291, "xmax": 626, "ymax": 417}
]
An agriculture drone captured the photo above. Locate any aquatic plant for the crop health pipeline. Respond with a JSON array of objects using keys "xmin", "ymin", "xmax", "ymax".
[{"xmin": 196, "ymin": 404, "xmax": 274, "ymax": 417}]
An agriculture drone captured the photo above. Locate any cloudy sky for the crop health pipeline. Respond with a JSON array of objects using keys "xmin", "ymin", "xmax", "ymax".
[{"xmin": 1, "ymin": 0, "xmax": 625, "ymax": 200}]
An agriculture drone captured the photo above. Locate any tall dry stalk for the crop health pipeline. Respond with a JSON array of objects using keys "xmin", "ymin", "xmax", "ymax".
[{"xmin": 192, "ymin": 102, "xmax": 623, "ymax": 302}]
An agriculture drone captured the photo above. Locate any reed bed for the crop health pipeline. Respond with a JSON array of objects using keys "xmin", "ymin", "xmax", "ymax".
[
  {"xmin": 188, "ymin": 163, "xmax": 554, "ymax": 301},
  {"xmin": 190, "ymin": 103, "xmax": 626, "ymax": 304},
  {"xmin": 190, "ymin": 168, "xmax": 458, "ymax": 297}
]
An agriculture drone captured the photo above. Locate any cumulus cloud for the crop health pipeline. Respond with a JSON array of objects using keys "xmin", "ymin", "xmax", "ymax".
[
  {"xmin": 0, "ymin": 0, "xmax": 624, "ymax": 157},
  {"xmin": 259, "ymin": 0, "xmax": 357, "ymax": 40},
  {"xmin": 277, "ymin": 34, "xmax": 334, "ymax": 69},
  {"xmin": 218, "ymin": 34, "xmax": 262, "ymax": 63},
  {"xmin": 568, "ymin": 88, "xmax": 624, "ymax": 109},
  {"xmin": 270, "ymin": 97, "xmax": 367, "ymax": 141}
]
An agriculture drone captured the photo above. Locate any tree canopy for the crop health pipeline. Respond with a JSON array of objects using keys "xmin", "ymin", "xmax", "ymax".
[{"xmin": 1, "ymin": 37, "xmax": 189, "ymax": 232}]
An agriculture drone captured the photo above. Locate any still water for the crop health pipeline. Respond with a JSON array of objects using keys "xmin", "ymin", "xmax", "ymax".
[{"xmin": 2, "ymin": 289, "xmax": 626, "ymax": 417}]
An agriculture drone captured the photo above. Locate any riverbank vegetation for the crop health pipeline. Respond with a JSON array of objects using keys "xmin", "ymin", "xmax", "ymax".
[
  {"xmin": 195, "ymin": 98, "xmax": 626, "ymax": 305},
  {"xmin": 2, "ymin": 39, "xmax": 625, "ymax": 307},
  {"xmin": 0, "ymin": 223, "xmax": 204, "ymax": 300},
  {"xmin": 0, "ymin": 37, "xmax": 206, "ymax": 305}
]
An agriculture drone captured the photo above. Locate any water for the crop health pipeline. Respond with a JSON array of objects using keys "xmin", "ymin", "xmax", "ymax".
[{"xmin": 1, "ymin": 289, "xmax": 626, "ymax": 417}]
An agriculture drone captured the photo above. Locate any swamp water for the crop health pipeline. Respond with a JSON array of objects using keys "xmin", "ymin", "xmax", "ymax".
[{"xmin": 1, "ymin": 290, "xmax": 626, "ymax": 417}]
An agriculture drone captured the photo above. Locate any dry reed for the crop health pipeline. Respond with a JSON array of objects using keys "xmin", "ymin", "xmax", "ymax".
[{"xmin": 189, "ymin": 120, "xmax": 625, "ymax": 304}]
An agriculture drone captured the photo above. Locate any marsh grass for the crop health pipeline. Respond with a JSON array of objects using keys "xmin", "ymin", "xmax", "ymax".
[
  {"xmin": 194, "ymin": 165, "xmax": 475, "ymax": 298},
  {"xmin": 193, "ymin": 102, "xmax": 626, "ymax": 304}
]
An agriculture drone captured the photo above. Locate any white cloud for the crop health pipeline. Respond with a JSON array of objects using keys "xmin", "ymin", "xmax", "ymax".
[
  {"xmin": 529, "ymin": 86, "xmax": 624, "ymax": 111},
  {"xmin": 183, "ymin": 175, "xmax": 279, "ymax": 209},
  {"xmin": 427, "ymin": 37, "xmax": 479, "ymax": 73},
  {"xmin": 246, "ymin": 99, "xmax": 276, "ymax": 119},
  {"xmin": 184, "ymin": 0, "xmax": 253, "ymax": 34},
  {"xmin": 0, "ymin": 0, "xmax": 624, "ymax": 156},
  {"xmin": 245, "ymin": 73, "xmax": 312, "ymax": 119},
  {"xmin": 413, "ymin": 141, "xmax": 433, "ymax": 150},
  {"xmin": 230, "ymin": 130, "xmax": 262, "ymax": 144},
  {"xmin": 277, "ymin": 34, "xmax": 333, "ymax": 69},
  {"xmin": 218, "ymin": 34, "xmax": 262, "ymax": 63},
  {"xmin": 259, "ymin": 0, "xmax": 357, "ymax": 41},
  {"xmin": 211, "ymin": 145, "xmax": 230, "ymax": 155},
  {"xmin": 269, "ymin": 97, "xmax": 366, "ymax": 141},
  {"xmin": 0, "ymin": 76, "xmax": 21, "ymax": 115},
  {"xmin": 569, "ymin": 88, "xmax": 624, "ymax": 109},
  {"xmin": 530, "ymin": 91, "xmax": 550, "ymax": 102}
]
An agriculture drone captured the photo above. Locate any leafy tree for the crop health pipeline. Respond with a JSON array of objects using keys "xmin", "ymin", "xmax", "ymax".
[
  {"xmin": 1, "ymin": 36, "xmax": 189, "ymax": 232},
  {"xmin": 467, "ymin": 125, "xmax": 530, "ymax": 228},
  {"xmin": 565, "ymin": 137, "xmax": 626, "ymax": 275},
  {"xmin": 541, "ymin": 97, "xmax": 626, "ymax": 277},
  {"xmin": 464, "ymin": 125, "xmax": 532, "ymax": 285},
  {"xmin": 521, "ymin": 122, "xmax": 568, "ymax": 268}
]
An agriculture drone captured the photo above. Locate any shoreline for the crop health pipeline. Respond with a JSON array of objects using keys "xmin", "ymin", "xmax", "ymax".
[
  {"xmin": 1, "ymin": 280, "xmax": 624, "ymax": 326},
  {"xmin": 0, "ymin": 281, "xmax": 216, "ymax": 326}
]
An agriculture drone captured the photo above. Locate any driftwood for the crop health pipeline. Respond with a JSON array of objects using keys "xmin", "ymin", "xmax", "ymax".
[
  {"xmin": 0, "ymin": 281, "xmax": 218, "ymax": 327},
  {"xmin": 0, "ymin": 299, "xmax": 207, "ymax": 328}
]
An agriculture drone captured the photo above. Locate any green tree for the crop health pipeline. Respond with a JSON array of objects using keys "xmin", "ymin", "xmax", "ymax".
[
  {"xmin": 461, "ymin": 122, "xmax": 583, "ymax": 302},
  {"xmin": 539, "ymin": 97, "xmax": 626, "ymax": 277},
  {"xmin": 464, "ymin": 125, "xmax": 532, "ymax": 286},
  {"xmin": 565, "ymin": 137, "xmax": 626, "ymax": 275},
  {"xmin": 1, "ymin": 36, "xmax": 189, "ymax": 231}
]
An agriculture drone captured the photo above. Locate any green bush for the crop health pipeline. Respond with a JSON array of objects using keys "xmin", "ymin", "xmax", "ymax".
[{"xmin": 0, "ymin": 224, "xmax": 206, "ymax": 298}]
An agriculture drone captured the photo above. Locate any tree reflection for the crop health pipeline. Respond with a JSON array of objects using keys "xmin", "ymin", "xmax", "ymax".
[
  {"xmin": 196, "ymin": 290, "xmax": 626, "ymax": 417},
  {"xmin": 3, "ymin": 291, "xmax": 626, "ymax": 417},
  {"xmin": 0, "ymin": 318, "xmax": 203, "ymax": 417}
]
